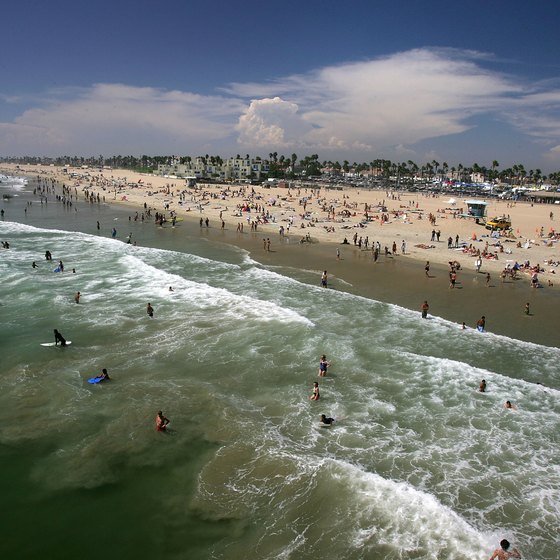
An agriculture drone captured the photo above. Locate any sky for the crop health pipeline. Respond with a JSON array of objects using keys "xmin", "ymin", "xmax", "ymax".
[{"xmin": 2, "ymin": 0, "xmax": 560, "ymax": 173}]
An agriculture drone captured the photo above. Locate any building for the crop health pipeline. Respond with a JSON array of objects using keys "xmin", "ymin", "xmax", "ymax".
[{"xmin": 158, "ymin": 157, "xmax": 269, "ymax": 181}]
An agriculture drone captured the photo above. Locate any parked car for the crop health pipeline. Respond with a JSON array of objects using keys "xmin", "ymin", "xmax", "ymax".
[{"xmin": 485, "ymin": 216, "xmax": 511, "ymax": 230}]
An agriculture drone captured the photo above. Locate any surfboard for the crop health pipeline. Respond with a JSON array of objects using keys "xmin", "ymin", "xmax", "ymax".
[
  {"xmin": 477, "ymin": 326, "xmax": 485, "ymax": 332},
  {"xmin": 40, "ymin": 341, "xmax": 72, "ymax": 347},
  {"xmin": 88, "ymin": 377, "xmax": 103, "ymax": 384},
  {"xmin": 53, "ymin": 267, "xmax": 61, "ymax": 272}
]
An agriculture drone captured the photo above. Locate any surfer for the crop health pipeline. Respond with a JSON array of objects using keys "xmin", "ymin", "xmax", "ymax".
[
  {"xmin": 320, "ymin": 414, "xmax": 335, "ymax": 425},
  {"xmin": 156, "ymin": 411, "xmax": 170, "ymax": 432},
  {"xmin": 53, "ymin": 329, "xmax": 67, "ymax": 347},
  {"xmin": 310, "ymin": 382, "xmax": 320, "ymax": 401},
  {"xmin": 318, "ymin": 355, "xmax": 331, "ymax": 377},
  {"xmin": 146, "ymin": 303, "xmax": 154, "ymax": 318},
  {"xmin": 32, "ymin": 261, "xmax": 37, "ymax": 268},
  {"xmin": 45, "ymin": 250, "xmax": 52, "ymax": 261},
  {"xmin": 58, "ymin": 260, "xmax": 64, "ymax": 272},
  {"xmin": 476, "ymin": 316, "xmax": 486, "ymax": 332},
  {"xmin": 421, "ymin": 300, "xmax": 429, "ymax": 319},
  {"xmin": 74, "ymin": 291, "xmax": 81, "ymax": 303},
  {"xmin": 488, "ymin": 538, "xmax": 521, "ymax": 559},
  {"xmin": 479, "ymin": 379, "xmax": 487, "ymax": 392}
]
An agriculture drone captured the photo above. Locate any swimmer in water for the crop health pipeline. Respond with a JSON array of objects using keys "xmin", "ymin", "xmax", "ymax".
[
  {"xmin": 504, "ymin": 400, "xmax": 517, "ymax": 410},
  {"xmin": 94, "ymin": 368, "xmax": 110, "ymax": 382},
  {"xmin": 74, "ymin": 291, "xmax": 81, "ymax": 304},
  {"xmin": 320, "ymin": 414, "xmax": 335, "ymax": 425},
  {"xmin": 310, "ymin": 382, "xmax": 320, "ymax": 401},
  {"xmin": 146, "ymin": 303, "xmax": 154, "ymax": 317},
  {"xmin": 488, "ymin": 538, "xmax": 521, "ymax": 559},
  {"xmin": 479, "ymin": 379, "xmax": 486, "ymax": 392},
  {"xmin": 155, "ymin": 411, "xmax": 170, "ymax": 431}
]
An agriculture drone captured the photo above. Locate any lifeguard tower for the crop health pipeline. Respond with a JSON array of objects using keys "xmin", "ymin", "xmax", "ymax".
[{"xmin": 464, "ymin": 200, "xmax": 487, "ymax": 220}]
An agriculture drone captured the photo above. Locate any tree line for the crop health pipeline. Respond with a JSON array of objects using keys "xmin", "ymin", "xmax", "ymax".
[{"xmin": 2, "ymin": 154, "xmax": 560, "ymax": 185}]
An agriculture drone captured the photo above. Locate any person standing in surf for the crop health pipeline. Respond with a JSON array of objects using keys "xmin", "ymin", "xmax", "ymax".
[
  {"xmin": 421, "ymin": 300, "xmax": 429, "ymax": 319},
  {"xmin": 318, "ymin": 355, "xmax": 331, "ymax": 376},
  {"xmin": 146, "ymin": 303, "xmax": 154, "ymax": 318}
]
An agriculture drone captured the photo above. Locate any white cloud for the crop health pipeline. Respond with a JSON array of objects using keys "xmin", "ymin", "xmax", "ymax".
[
  {"xmin": 0, "ymin": 83, "xmax": 244, "ymax": 155},
  {"xmin": 236, "ymin": 97, "xmax": 312, "ymax": 148},
  {"xmin": 3, "ymin": 48, "xmax": 560, "ymax": 169}
]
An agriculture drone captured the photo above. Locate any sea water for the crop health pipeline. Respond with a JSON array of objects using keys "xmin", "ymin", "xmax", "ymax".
[{"xmin": 0, "ymin": 176, "xmax": 559, "ymax": 559}]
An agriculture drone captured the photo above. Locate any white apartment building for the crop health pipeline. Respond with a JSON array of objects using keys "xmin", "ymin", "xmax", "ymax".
[{"xmin": 158, "ymin": 157, "xmax": 269, "ymax": 181}]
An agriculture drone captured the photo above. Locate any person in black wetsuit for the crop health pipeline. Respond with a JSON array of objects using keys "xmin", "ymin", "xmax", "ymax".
[
  {"xmin": 53, "ymin": 329, "xmax": 67, "ymax": 347},
  {"xmin": 320, "ymin": 414, "xmax": 335, "ymax": 425}
]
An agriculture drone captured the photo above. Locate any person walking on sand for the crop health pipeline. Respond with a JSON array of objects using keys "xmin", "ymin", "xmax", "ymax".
[
  {"xmin": 449, "ymin": 271, "xmax": 457, "ymax": 288},
  {"xmin": 488, "ymin": 538, "xmax": 521, "ymax": 559},
  {"xmin": 421, "ymin": 300, "xmax": 429, "ymax": 319},
  {"xmin": 486, "ymin": 272, "xmax": 491, "ymax": 286},
  {"xmin": 425, "ymin": 261, "xmax": 430, "ymax": 277},
  {"xmin": 321, "ymin": 270, "xmax": 328, "ymax": 288},
  {"xmin": 524, "ymin": 302, "xmax": 530, "ymax": 315}
]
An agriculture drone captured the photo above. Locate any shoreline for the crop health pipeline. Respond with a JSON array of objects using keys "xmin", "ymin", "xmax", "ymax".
[{"xmin": 2, "ymin": 164, "xmax": 559, "ymax": 347}]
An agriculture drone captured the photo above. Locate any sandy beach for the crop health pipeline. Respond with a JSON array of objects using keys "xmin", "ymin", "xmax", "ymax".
[{"xmin": 3, "ymin": 163, "xmax": 559, "ymax": 345}]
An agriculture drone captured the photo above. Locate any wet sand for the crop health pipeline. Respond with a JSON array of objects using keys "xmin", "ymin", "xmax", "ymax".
[{"xmin": 152, "ymin": 210, "xmax": 560, "ymax": 348}]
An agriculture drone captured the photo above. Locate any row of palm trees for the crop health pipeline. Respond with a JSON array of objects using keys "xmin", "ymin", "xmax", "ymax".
[{"xmin": 3, "ymin": 154, "xmax": 558, "ymax": 185}]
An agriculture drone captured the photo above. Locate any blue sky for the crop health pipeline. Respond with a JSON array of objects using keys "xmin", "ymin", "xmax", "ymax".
[{"xmin": 2, "ymin": 0, "xmax": 560, "ymax": 172}]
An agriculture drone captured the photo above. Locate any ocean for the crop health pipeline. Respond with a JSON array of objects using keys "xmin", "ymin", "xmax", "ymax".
[{"xmin": 1, "ymin": 175, "xmax": 558, "ymax": 559}]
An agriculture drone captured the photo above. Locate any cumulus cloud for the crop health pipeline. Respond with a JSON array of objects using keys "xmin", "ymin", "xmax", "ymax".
[
  {"xmin": 236, "ymin": 97, "xmax": 313, "ymax": 147},
  {"xmin": 4, "ymin": 48, "xmax": 560, "ymax": 167},
  {"xmin": 233, "ymin": 48, "xmax": 526, "ymax": 157}
]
